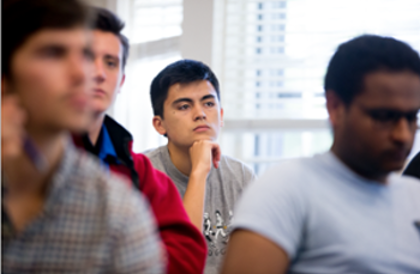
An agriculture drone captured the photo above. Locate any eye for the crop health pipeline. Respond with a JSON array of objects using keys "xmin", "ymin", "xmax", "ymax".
[
  {"xmin": 204, "ymin": 101, "xmax": 215, "ymax": 107},
  {"xmin": 178, "ymin": 104, "xmax": 190, "ymax": 110},
  {"xmin": 406, "ymin": 111, "xmax": 419, "ymax": 123},
  {"xmin": 83, "ymin": 48, "xmax": 94, "ymax": 61},
  {"xmin": 368, "ymin": 110, "xmax": 397, "ymax": 122},
  {"xmin": 106, "ymin": 60, "xmax": 117, "ymax": 68},
  {"xmin": 39, "ymin": 46, "xmax": 65, "ymax": 58},
  {"xmin": 104, "ymin": 57, "xmax": 118, "ymax": 69}
]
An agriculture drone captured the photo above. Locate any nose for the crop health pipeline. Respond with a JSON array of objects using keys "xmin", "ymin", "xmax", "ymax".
[
  {"xmin": 69, "ymin": 53, "xmax": 87, "ymax": 87},
  {"xmin": 391, "ymin": 117, "xmax": 415, "ymax": 145},
  {"xmin": 93, "ymin": 58, "xmax": 106, "ymax": 84},
  {"xmin": 193, "ymin": 104, "xmax": 206, "ymax": 121}
]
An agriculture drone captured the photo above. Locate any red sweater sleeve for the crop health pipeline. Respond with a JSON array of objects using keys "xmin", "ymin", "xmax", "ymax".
[{"xmin": 132, "ymin": 152, "xmax": 207, "ymax": 274}]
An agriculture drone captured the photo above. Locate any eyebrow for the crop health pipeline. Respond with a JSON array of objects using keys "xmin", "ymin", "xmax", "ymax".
[
  {"xmin": 172, "ymin": 94, "xmax": 216, "ymax": 106},
  {"xmin": 103, "ymin": 54, "xmax": 120, "ymax": 62},
  {"xmin": 35, "ymin": 42, "xmax": 93, "ymax": 59},
  {"xmin": 201, "ymin": 94, "xmax": 216, "ymax": 101},
  {"xmin": 35, "ymin": 43, "xmax": 67, "ymax": 53},
  {"xmin": 172, "ymin": 98, "xmax": 193, "ymax": 105},
  {"xmin": 372, "ymin": 108, "xmax": 420, "ymax": 114}
]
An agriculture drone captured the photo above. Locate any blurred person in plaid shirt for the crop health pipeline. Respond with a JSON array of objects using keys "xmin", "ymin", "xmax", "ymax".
[{"xmin": 1, "ymin": 0, "xmax": 164, "ymax": 273}]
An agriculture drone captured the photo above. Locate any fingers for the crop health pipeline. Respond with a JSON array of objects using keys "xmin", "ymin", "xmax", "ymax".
[
  {"xmin": 1, "ymin": 95, "xmax": 27, "ymax": 160},
  {"xmin": 211, "ymin": 143, "xmax": 221, "ymax": 169},
  {"xmin": 189, "ymin": 140, "xmax": 222, "ymax": 174},
  {"xmin": 2, "ymin": 96, "xmax": 26, "ymax": 124}
]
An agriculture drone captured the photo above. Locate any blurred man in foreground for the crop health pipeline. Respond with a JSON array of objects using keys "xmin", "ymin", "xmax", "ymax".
[
  {"xmin": 222, "ymin": 35, "xmax": 420, "ymax": 274},
  {"xmin": 1, "ymin": 0, "xmax": 163, "ymax": 272}
]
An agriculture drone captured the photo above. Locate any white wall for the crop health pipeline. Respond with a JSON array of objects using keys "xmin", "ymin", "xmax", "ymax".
[{"xmin": 180, "ymin": 0, "xmax": 214, "ymax": 67}]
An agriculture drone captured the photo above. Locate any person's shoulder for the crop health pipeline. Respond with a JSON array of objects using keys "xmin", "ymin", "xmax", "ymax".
[
  {"xmin": 255, "ymin": 157, "xmax": 315, "ymax": 189},
  {"xmin": 389, "ymin": 174, "xmax": 420, "ymax": 211},
  {"xmin": 69, "ymin": 147, "xmax": 110, "ymax": 183},
  {"xmin": 142, "ymin": 146, "xmax": 167, "ymax": 170},
  {"xmin": 131, "ymin": 151, "xmax": 150, "ymax": 168},
  {"xmin": 63, "ymin": 146, "xmax": 163, "ymax": 272},
  {"xmin": 71, "ymin": 147, "xmax": 125, "ymax": 182},
  {"xmin": 143, "ymin": 146, "xmax": 164, "ymax": 163},
  {"xmin": 70, "ymin": 147, "xmax": 145, "ymax": 212},
  {"xmin": 220, "ymin": 154, "xmax": 253, "ymax": 173},
  {"xmin": 392, "ymin": 173, "xmax": 420, "ymax": 191},
  {"xmin": 131, "ymin": 150, "xmax": 176, "ymax": 193},
  {"xmin": 218, "ymin": 154, "xmax": 256, "ymax": 185},
  {"xmin": 232, "ymin": 158, "xmax": 313, "ymax": 261},
  {"xmin": 143, "ymin": 146, "xmax": 160, "ymax": 158},
  {"xmin": 234, "ymin": 158, "xmax": 313, "ymax": 224}
]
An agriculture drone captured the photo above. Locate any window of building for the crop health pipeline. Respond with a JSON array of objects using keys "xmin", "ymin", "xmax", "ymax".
[{"xmin": 213, "ymin": 0, "xmax": 420, "ymax": 174}]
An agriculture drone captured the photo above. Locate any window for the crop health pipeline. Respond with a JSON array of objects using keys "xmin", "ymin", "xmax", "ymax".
[
  {"xmin": 214, "ymin": 0, "xmax": 420, "ymax": 174},
  {"xmin": 112, "ymin": 0, "xmax": 184, "ymax": 153},
  {"xmin": 122, "ymin": 0, "xmax": 183, "ymax": 44}
]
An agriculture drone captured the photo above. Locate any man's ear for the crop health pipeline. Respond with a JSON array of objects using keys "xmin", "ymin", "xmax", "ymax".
[
  {"xmin": 152, "ymin": 115, "xmax": 167, "ymax": 136},
  {"xmin": 220, "ymin": 107, "xmax": 224, "ymax": 127},
  {"xmin": 325, "ymin": 90, "xmax": 345, "ymax": 128}
]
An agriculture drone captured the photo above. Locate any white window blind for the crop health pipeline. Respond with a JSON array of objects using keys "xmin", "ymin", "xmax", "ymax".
[
  {"xmin": 214, "ymin": 0, "xmax": 420, "ymax": 174},
  {"xmin": 122, "ymin": 0, "xmax": 183, "ymax": 44},
  {"xmin": 112, "ymin": 0, "xmax": 183, "ymax": 153},
  {"xmin": 215, "ymin": 0, "xmax": 420, "ymax": 121}
]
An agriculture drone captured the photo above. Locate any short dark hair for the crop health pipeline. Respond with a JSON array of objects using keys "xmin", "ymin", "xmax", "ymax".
[
  {"xmin": 324, "ymin": 35, "xmax": 420, "ymax": 105},
  {"xmin": 2, "ymin": 0, "xmax": 90, "ymax": 79},
  {"xmin": 150, "ymin": 59, "xmax": 220, "ymax": 117},
  {"xmin": 92, "ymin": 7, "xmax": 129, "ymax": 70}
]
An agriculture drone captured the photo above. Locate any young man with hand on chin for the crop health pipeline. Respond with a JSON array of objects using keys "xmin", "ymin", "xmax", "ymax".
[
  {"xmin": 146, "ymin": 59, "xmax": 256, "ymax": 274},
  {"xmin": 72, "ymin": 7, "xmax": 207, "ymax": 274},
  {"xmin": 1, "ymin": 0, "xmax": 163, "ymax": 273}
]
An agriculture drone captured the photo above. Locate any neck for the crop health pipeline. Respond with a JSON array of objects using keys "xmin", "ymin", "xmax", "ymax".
[
  {"xmin": 88, "ymin": 112, "xmax": 106, "ymax": 146},
  {"xmin": 331, "ymin": 142, "xmax": 388, "ymax": 184},
  {"xmin": 167, "ymin": 141, "xmax": 192, "ymax": 176},
  {"xmin": 3, "ymin": 127, "xmax": 67, "ymax": 197}
]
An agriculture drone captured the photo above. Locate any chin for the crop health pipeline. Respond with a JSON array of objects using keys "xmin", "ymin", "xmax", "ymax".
[
  {"xmin": 62, "ymin": 114, "xmax": 92, "ymax": 133},
  {"xmin": 91, "ymin": 101, "xmax": 109, "ymax": 114},
  {"xmin": 67, "ymin": 123, "xmax": 89, "ymax": 134},
  {"xmin": 383, "ymin": 161, "xmax": 406, "ymax": 173},
  {"xmin": 194, "ymin": 133, "xmax": 217, "ymax": 141}
]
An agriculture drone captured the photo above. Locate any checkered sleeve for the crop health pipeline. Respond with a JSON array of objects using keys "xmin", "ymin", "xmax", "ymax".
[{"xmin": 110, "ymin": 187, "xmax": 165, "ymax": 274}]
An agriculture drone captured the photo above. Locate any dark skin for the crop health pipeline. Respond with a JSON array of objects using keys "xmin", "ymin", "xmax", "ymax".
[
  {"xmin": 329, "ymin": 71, "xmax": 420, "ymax": 184},
  {"xmin": 222, "ymin": 230, "xmax": 289, "ymax": 274},
  {"xmin": 221, "ymin": 70, "xmax": 420, "ymax": 273}
]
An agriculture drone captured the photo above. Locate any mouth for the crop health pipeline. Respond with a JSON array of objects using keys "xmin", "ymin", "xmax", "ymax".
[
  {"xmin": 92, "ymin": 88, "xmax": 106, "ymax": 96},
  {"xmin": 69, "ymin": 93, "xmax": 89, "ymax": 109},
  {"xmin": 386, "ymin": 149, "xmax": 409, "ymax": 162},
  {"xmin": 193, "ymin": 125, "xmax": 210, "ymax": 132}
]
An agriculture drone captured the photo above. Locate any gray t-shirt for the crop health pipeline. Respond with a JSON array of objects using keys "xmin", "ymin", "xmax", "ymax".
[
  {"xmin": 234, "ymin": 151, "xmax": 420, "ymax": 274},
  {"xmin": 145, "ymin": 145, "xmax": 255, "ymax": 274}
]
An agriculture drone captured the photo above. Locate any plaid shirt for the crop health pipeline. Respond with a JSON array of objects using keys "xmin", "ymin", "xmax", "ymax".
[{"xmin": 2, "ymin": 144, "xmax": 164, "ymax": 274}]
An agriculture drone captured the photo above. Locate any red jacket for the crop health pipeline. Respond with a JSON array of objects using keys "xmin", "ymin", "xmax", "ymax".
[{"xmin": 73, "ymin": 116, "xmax": 206, "ymax": 274}]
